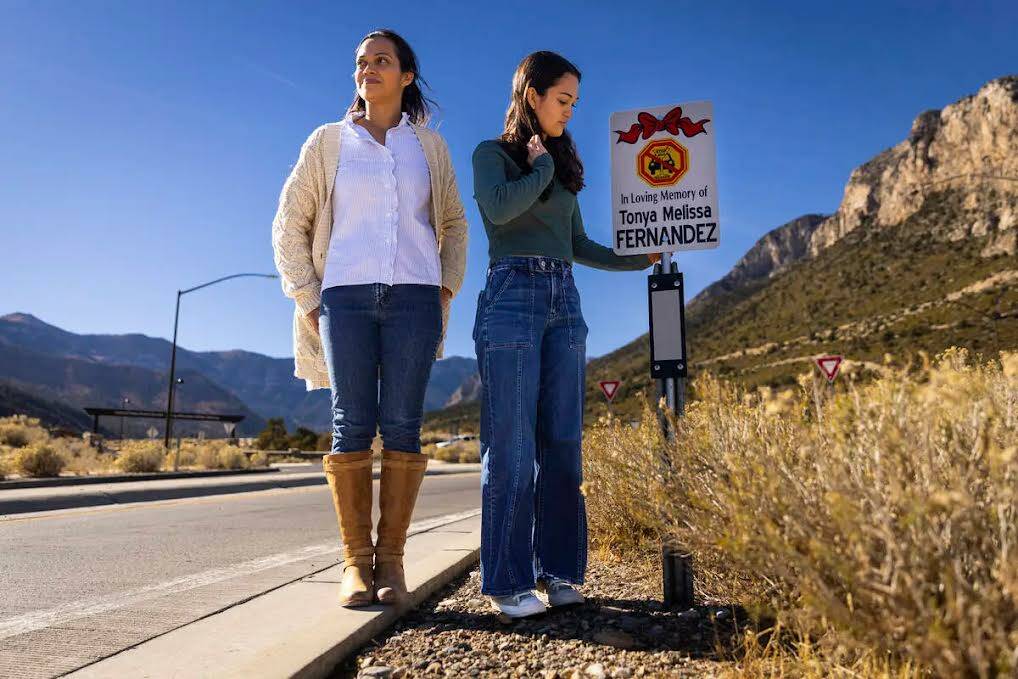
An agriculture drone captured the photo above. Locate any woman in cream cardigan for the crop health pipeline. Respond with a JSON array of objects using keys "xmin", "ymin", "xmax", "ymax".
[{"xmin": 271, "ymin": 29, "xmax": 468, "ymax": 607}]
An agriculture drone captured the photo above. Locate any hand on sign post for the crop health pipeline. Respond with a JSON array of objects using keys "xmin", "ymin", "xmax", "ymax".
[
  {"xmin": 307, "ymin": 306, "xmax": 320, "ymax": 337},
  {"xmin": 527, "ymin": 135, "xmax": 549, "ymax": 167}
]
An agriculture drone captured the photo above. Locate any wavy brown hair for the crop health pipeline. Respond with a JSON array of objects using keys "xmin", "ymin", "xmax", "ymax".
[
  {"xmin": 347, "ymin": 29, "xmax": 436, "ymax": 126},
  {"xmin": 500, "ymin": 51, "xmax": 584, "ymax": 200}
]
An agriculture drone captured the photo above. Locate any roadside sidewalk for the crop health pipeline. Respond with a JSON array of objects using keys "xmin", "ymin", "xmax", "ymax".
[
  {"xmin": 0, "ymin": 466, "xmax": 280, "ymax": 490},
  {"xmin": 66, "ymin": 512, "xmax": 482, "ymax": 679},
  {"xmin": 0, "ymin": 462, "xmax": 482, "ymax": 516}
]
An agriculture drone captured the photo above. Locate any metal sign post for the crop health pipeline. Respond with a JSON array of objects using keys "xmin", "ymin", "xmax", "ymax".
[
  {"xmin": 610, "ymin": 100, "xmax": 719, "ymax": 611},
  {"xmin": 652, "ymin": 251, "xmax": 694, "ymax": 609}
]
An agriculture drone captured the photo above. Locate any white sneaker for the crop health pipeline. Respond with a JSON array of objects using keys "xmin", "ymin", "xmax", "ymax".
[
  {"xmin": 537, "ymin": 578, "xmax": 585, "ymax": 607},
  {"xmin": 489, "ymin": 591, "xmax": 547, "ymax": 618}
]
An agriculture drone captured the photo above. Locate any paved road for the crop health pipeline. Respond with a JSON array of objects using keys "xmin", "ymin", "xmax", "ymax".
[{"xmin": 0, "ymin": 471, "xmax": 481, "ymax": 678}]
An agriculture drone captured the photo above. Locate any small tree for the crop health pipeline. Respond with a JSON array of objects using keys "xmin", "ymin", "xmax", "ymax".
[
  {"xmin": 256, "ymin": 418, "xmax": 290, "ymax": 451},
  {"xmin": 289, "ymin": 426, "xmax": 319, "ymax": 451}
]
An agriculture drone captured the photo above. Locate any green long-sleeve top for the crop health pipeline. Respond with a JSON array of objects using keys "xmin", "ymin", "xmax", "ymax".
[{"xmin": 471, "ymin": 140, "xmax": 649, "ymax": 271}]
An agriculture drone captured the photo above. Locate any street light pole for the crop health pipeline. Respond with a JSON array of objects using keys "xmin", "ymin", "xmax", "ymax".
[
  {"xmin": 164, "ymin": 291, "xmax": 182, "ymax": 449},
  {"xmin": 163, "ymin": 273, "xmax": 279, "ymax": 449}
]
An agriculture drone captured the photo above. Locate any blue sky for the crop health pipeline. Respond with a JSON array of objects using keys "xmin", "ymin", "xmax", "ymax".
[{"xmin": 1, "ymin": 1, "xmax": 1015, "ymax": 363}]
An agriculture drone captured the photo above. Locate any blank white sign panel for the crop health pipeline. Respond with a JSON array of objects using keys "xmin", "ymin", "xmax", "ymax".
[{"xmin": 651, "ymin": 289, "xmax": 684, "ymax": 361}]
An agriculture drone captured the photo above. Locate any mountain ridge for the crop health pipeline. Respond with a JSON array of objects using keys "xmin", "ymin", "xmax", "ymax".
[{"xmin": 0, "ymin": 312, "xmax": 479, "ymax": 433}]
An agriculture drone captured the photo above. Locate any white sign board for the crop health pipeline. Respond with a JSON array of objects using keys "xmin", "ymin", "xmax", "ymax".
[{"xmin": 611, "ymin": 101, "xmax": 719, "ymax": 255}]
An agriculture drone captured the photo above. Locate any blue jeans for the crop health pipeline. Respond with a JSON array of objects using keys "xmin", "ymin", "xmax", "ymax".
[
  {"xmin": 472, "ymin": 257, "xmax": 589, "ymax": 596},
  {"xmin": 319, "ymin": 283, "xmax": 442, "ymax": 454}
]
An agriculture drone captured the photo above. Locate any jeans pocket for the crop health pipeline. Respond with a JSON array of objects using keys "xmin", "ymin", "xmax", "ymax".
[
  {"xmin": 569, "ymin": 319, "xmax": 589, "ymax": 350},
  {"xmin": 485, "ymin": 267, "xmax": 516, "ymax": 307},
  {"xmin": 471, "ymin": 291, "xmax": 484, "ymax": 342},
  {"xmin": 482, "ymin": 270, "xmax": 532, "ymax": 350},
  {"xmin": 565, "ymin": 282, "xmax": 588, "ymax": 349}
]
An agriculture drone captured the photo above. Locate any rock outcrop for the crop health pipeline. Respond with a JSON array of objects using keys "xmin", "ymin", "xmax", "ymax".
[{"xmin": 809, "ymin": 75, "xmax": 1018, "ymax": 257}]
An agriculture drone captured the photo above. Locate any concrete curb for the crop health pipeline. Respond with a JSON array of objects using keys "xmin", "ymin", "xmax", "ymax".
[
  {"xmin": 291, "ymin": 540, "xmax": 481, "ymax": 679},
  {"xmin": 0, "ymin": 464, "xmax": 482, "ymax": 516},
  {"xmin": 0, "ymin": 466, "xmax": 279, "ymax": 490},
  {"xmin": 66, "ymin": 512, "xmax": 483, "ymax": 679}
]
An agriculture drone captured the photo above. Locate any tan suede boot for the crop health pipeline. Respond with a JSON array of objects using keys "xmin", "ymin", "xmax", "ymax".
[
  {"xmin": 374, "ymin": 449, "xmax": 428, "ymax": 605},
  {"xmin": 322, "ymin": 451, "xmax": 375, "ymax": 607}
]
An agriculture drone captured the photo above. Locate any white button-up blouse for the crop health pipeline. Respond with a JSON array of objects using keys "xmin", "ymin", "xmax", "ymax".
[{"xmin": 321, "ymin": 111, "xmax": 441, "ymax": 290}]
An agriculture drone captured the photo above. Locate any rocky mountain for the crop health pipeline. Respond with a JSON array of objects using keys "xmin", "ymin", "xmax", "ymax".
[
  {"xmin": 445, "ymin": 373, "xmax": 481, "ymax": 407},
  {"xmin": 423, "ymin": 356, "xmax": 479, "ymax": 412},
  {"xmin": 687, "ymin": 214, "xmax": 828, "ymax": 314},
  {"xmin": 809, "ymin": 76, "xmax": 1018, "ymax": 258},
  {"xmin": 426, "ymin": 74, "xmax": 1018, "ymax": 429},
  {"xmin": 0, "ymin": 313, "xmax": 478, "ymax": 434}
]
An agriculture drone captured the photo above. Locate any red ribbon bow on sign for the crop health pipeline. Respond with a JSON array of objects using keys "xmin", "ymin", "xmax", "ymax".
[{"xmin": 614, "ymin": 107, "xmax": 710, "ymax": 144}]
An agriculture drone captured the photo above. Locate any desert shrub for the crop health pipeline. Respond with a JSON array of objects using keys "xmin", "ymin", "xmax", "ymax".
[
  {"xmin": 162, "ymin": 442, "xmax": 198, "ymax": 469},
  {"xmin": 62, "ymin": 438, "xmax": 117, "ymax": 475},
  {"xmin": 583, "ymin": 348, "xmax": 1018, "ymax": 677},
  {"xmin": 116, "ymin": 442, "xmax": 164, "ymax": 473},
  {"xmin": 428, "ymin": 440, "xmax": 480, "ymax": 464},
  {"xmin": 217, "ymin": 445, "xmax": 248, "ymax": 470},
  {"xmin": 0, "ymin": 415, "xmax": 48, "ymax": 448},
  {"xmin": 188, "ymin": 443, "xmax": 249, "ymax": 470},
  {"xmin": 196, "ymin": 446, "xmax": 222, "ymax": 469},
  {"xmin": 15, "ymin": 443, "xmax": 67, "ymax": 477},
  {"xmin": 248, "ymin": 452, "xmax": 269, "ymax": 467}
]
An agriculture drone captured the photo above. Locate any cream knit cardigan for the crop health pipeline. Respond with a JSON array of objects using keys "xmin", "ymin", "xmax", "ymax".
[{"xmin": 271, "ymin": 122, "xmax": 468, "ymax": 391}]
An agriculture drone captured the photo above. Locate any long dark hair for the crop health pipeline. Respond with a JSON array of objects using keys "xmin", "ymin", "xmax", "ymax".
[
  {"xmin": 347, "ymin": 29, "xmax": 436, "ymax": 126},
  {"xmin": 500, "ymin": 51, "xmax": 584, "ymax": 199}
]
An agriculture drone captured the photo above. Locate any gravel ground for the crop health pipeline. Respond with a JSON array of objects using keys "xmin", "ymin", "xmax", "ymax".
[{"xmin": 333, "ymin": 554, "xmax": 746, "ymax": 678}]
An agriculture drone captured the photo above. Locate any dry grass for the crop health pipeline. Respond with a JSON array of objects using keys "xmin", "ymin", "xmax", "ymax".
[
  {"xmin": 717, "ymin": 624, "xmax": 923, "ymax": 679},
  {"xmin": 0, "ymin": 416, "xmax": 261, "ymax": 478},
  {"xmin": 583, "ymin": 348, "xmax": 1018, "ymax": 678},
  {"xmin": 57, "ymin": 438, "xmax": 118, "ymax": 475},
  {"xmin": 116, "ymin": 442, "xmax": 165, "ymax": 473},
  {"xmin": 0, "ymin": 415, "xmax": 49, "ymax": 448},
  {"xmin": 12, "ymin": 443, "xmax": 67, "ymax": 477},
  {"xmin": 157, "ymin": 439, "xmax": 251, "ymax": 471},
  {"xmin": 423, "ymin": 439, "xmax": 481, "ymax": 463}
]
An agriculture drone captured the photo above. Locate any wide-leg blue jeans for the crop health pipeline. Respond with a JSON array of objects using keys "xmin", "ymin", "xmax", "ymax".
[
  {"xmin": 319, "ymin": 283, "xmax": 442, "ymax": 454},
  {"xmin": 473, "ymin": 257, "xmax": 589, "ymax": 596}
]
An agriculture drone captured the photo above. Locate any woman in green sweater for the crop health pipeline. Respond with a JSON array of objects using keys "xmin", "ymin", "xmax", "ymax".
[{"xmin": 471, "ymin": 51, "xmax": 658, "ymax": 618}]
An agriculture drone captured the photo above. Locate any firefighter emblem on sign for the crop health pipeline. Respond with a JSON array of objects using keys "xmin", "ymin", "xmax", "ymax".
[{"xmin": 636, "ymin": 139, "xmax": 688, "ymax": 187}]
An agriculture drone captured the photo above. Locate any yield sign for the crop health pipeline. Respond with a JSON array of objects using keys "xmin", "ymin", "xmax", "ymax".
[
  {"xmin": 815, "ymin": 355, "xmax": 843, "ymax": 383},
  {"xmin": 599, "ymin": 380, "xmax": 621, "ymax": 402}
]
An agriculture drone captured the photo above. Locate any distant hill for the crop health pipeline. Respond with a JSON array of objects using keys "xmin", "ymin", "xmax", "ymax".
[
  {"xmin": 0, "ymin": 312, "xmax": 478, "ymax": 434},
  {"xmin": 426, "ymin": 75, "xmax": 1018, "ymax": 429},
  {"xmin": 0, "ymin": 380, "xmax": 107, "ymax": 434},
  {"xmin": 0, "ymin": 340, "xmax": 267, "ymax": 436},
  {"xmin": 424, "ymin": 356, "xmax": 479, "ymax": 413}
]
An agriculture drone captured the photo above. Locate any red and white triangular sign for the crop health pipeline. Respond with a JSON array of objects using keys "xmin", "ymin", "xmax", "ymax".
[
  {"xmin": 599, "ymin": 380, "xmax": 621, "ymax": 402},
  {"xmin": 815, "ymin": 355, "xmax": 843, "ymax": 383}
]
